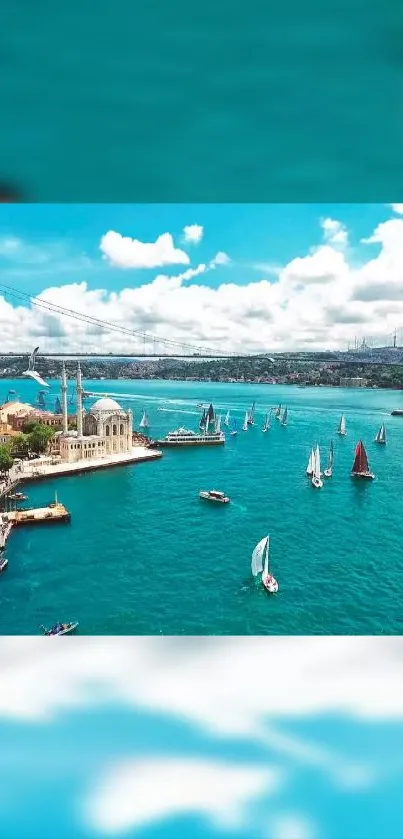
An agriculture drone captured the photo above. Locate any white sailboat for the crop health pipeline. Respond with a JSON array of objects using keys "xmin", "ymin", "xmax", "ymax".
[
  {"xmin": 262, "ymin": 412, "xmax": 270, "ymax": 432},
  {"xmin": 337, "ymin": 414, "xmax": 347, "ymax": 436},
  {"xmin": 230, "ymin": 418, "xmax": 238, "ymax": 436},
  {"xmin": 251, "ymin": 535, "xmax": 278, "ymax": 594},
  {"xmin": 306, "ymin": 448, "xmax": 315, "ymax": 476},
  {"xmin": 242, "ymin": 411, "xmax": 249, "ymax": 431},
  {"xmin": 139, "ymin": 410, "xmax": 149, "ymax": 429},
  {"xmin": 215, "ymin": 414, "xmax": 222, "ymax": 433},
  {"xmin": 281, "ymin": 406, "xmax": 288, "ymax": 426},
  {"xmin": 324, "ymin": 440, "xmax": 334, "ymax": 477},
  {"xmin": 224, "ymin": 411, "xmax": 230, "ymax": 427},
  {"xmin": 275, "ymin": 404, "xmax": 282, "ymax": 420},
  {"xmin": 247, "ymin": 401, "xmax": 256, "ymax": 426},
  {"xmin": 374, "ymin": 423, "xmax": 386, "ymax": 444},
  {"xmin": 311, "ymin": 445, "xmax": 323, "ymax": 488}
]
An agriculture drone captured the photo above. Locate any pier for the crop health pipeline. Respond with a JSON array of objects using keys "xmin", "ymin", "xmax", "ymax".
[{"xmin": 2, "ymin": 501, "xmax": 71, "ymax": 527}]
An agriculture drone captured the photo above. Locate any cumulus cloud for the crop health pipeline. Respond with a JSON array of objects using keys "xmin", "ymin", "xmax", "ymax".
[
  {"xmin": 183, "ymin": 224, "xmax": 204, "ymax": 244},
  {"xmin": 2, "ymin": 213, "xmax": 403, "ymax": 352},
  {"xmin": 320, "ymin": 217, "xmax": 348, "ymax": 246},
  {"xmin": 85, "ymin": 757, "xmax": 278, "ymax": 835},
  {"xmin": 390, "ymin": 204, "xmax": 403, "ymax": 214},
  {"xmin": 269, "ymin": 814, "xmax": 317, "ymax": 839},
  {"xmin": 99, "ymin": 230, "xmax": 190, "ymax": 268}
]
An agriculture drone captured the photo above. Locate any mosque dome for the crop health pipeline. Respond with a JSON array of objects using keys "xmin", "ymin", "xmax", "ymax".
[{"xmin": 91, "ymin": 396, "xmax": 122, "ymax": 412}]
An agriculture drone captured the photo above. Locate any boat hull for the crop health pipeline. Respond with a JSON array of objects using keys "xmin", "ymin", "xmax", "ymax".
[
  {"xmin": 351, "ymin": 472, "xmax": 375, "ymax": 480},
  {"xmin": 0, "ymin": 558, "xmax": 8, "ymax": 573},
  {"xmin": 199, "ymin": 494, "xmax": 230, "ymax": 504},
  {"xmin": 262, "ymin": 574, "xmax": 278, "ymax": 594},
  {"xmin": 149, "ymin": 438, "xmax": 224, "ymax": 448}
]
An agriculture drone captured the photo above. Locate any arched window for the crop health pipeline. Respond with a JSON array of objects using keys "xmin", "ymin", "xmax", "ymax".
[
  {"xmin": 105, "ymin": 425, "xmax": 110, "ymax": 436},
  {"xmin": 120, "ymin": 424, "xmax": 124, "ymax": 435},
  {"xmin": 113, "ymin": 424, "xmax": 117, "ymax": 436}
]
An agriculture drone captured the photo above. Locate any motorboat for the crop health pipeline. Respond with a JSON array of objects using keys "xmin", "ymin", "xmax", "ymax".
[
  {"xmin": 199, "ymin": 490, "xmax": 230, "ymax": 504},
  {"xmin": 41, "ymin": 621, "xmax": 79, "ymax": 636}
]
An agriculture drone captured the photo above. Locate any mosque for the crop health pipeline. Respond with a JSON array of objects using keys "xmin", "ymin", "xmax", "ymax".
[{"xmin": 58, "ymin": 363, "xmax": 134, "ymax": 464}]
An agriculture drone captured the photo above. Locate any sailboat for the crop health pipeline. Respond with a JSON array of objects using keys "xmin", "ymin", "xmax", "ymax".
[
  {"xmin": 54, "ymin": 396, "xmax": 62, "ymax": 414},
  {"xmin": 251, "ymin": 535, "xmax": 278, "ymax": 594},
  {"xmin": 139, "ymin": 410, "xmax": 149, "ymax": 430},
  {"xmin": 374, "ymin": 423, "xmax": 386, "ymax": 444},
  {"xmin": 199, "ymin": 409, "xmax": 207, "ymax": 431},
  {"xmin": 36, "ymin": 390, "xmax": 46, "ymax": 410},
  {"xmin": 280, "ymin": 406, "xmax": 288, "ymax": 426},
  {"xmin": 351, "ymin": 441, "xmax": 375, "ymax": 479},
  {"xmin": 262, "ymin": 411, "xmax": 270, "ymax": 432},
  {"xmin": 275, "ymin": 404, "xmax": 282, "ymax": 420},
  {"xmin": 337, "ymin": 414, "xmax": 347, "ymax": 436},
  {"xmin": 230, "ymin": 418, "xmax": 238, "ymax": 436},
  {"xmin": 242, "ymin": 411, "xmax": 249, "ymax": 431},
  {"xmin": 311, "ymin": 445, "xmax": 323, "ymax": 488},
  {"xmin": 247, "ymin": 401, "xmax": 256, "ymax": 426},
  {"xmin": 324, "ymin": 440, "xmax": 334, "ymax": 477},
  {"xmin": 215, "ymin": 414, "xmax": 222, "ymax": 433},
  {"xmin": 224, "ymin": 411, "xmax": 230, "ymax": 427},
  {"xmin": 306, "ymin": 448, "xmax": 315, "ymax": 476}
]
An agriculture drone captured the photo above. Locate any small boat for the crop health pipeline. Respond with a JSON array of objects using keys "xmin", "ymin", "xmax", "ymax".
[
  {"xmin": 230, "ymin": 418, "xmax": 238, "ymax": 436},
  {"xmin": 0, "ymin": 555, "xmax": 8, "ymax": 574},
  {"xmin": 374, "ymin": 423, "xmax": 386, "ymax": 444},
  {"xmin": 8, "ymin": 492, "xmax": 28, "ymax": 501},
  {"xmin": 40, "ymin": 621, "xmax": 79, "ymax": 636},
  {"xmin": 306, "ymin": 448, "xmax": 315, "ymax": 476},
  {"xmin": 224, "ymin": 411, "xmax": 230, "ymax": 427},
  {"xmin": 351, "ymin": 441, "xmax": 375, "ymax": 480},
  {"xmin": 242, "ymin": 411, "xmax": 249, "ymax": 431},
  {"xmin": 199, "ymin": 490, "xmax": 230, "ymax": 504},
  {"xmin": 262, "ymin": 411, "xmax": 271, "ymax": 432},
  {"xmin": 311, "ymin": 444, "xmax": 323, "ymax": 488},
  {"xmin": 251, "ymin": 535, "xmax": 278, "ymax": 594},
  {"xmin": 274, "ymin": 404, "xmax": 282, "ymax": 420},
  {"xmin": 337, "ymin": 414, "xmax": 347, "ymax": 436},
  {"xmin": 139, "ymin": 410, "xmax": 150, "ymax": 430},
  {"xmin": 247, "ymin": 401, "xmax": 256, "ymax": 426},
  {"xmin": 324, "ymin": 440, "xmax": 334, "ymax": 478},
  {"xmin": 280, "ymin": 406, "xmax": 288, "ymax": 426},
  {"xmin": 199, "ymin": 408, "xmax": 207, "ymax": 430},
  {"xmin": 215, "ymin": 414, "xmax": 222, "ymax": 433},
  {"xmin": 196, "ymin": 403, "xmax": 205, "ymax": 408}
]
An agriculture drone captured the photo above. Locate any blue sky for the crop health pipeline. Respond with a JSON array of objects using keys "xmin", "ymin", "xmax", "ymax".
[
  {"xmin": 1, "ymin": 637, "xmax": 403, "ymax": 839},
  {"xmin": 0, "ymin": 203, "xmax": 402, "ymax": 353}
]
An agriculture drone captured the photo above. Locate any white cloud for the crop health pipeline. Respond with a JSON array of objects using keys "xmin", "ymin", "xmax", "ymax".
[
  {"xmin": 0, "ymin": 637, "xmax": 402, "ymax": 790},
  {"xmin": 390, "ymin": 204, "xmax": 403, "ymax": 215},
  {"xmin": 99, "ymin": 231, "xmax": 190, "ymax": 268},
  {"xmin": 183, "ymin": 224, "xmax": 204, "ymax": 244},
  {"xmin": 85, "ymin": 757, "xmax": 278, "ymax": 835},
  {"xmin": 269, "ymin": 814, "xmax": 317, "ymax": 839},
  {"xmin": 2, "ymin": 213, "xmax": 403, "ymax": 352},
  {"xmin": 320, "ymin": 217, "xmax": 348, "ymax": 246}
]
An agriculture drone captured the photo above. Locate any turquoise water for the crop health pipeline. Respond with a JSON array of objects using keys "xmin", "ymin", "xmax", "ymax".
[
  {"xmin": 1, "ymin": 1, "xmax": 402, "ymax": 201},
  {"xmin": 1, "ymin": 378, "xmax": 403, "ymax": 635}
]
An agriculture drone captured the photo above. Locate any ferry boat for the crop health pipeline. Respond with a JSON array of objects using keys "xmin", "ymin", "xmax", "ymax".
[
  {"xmin": 199, "ymin": 490, "xmax": 230, "ymax": 504},
  {"xmin": 391, "ymin": 409, "xmax": 403, "ymax": 416},
  {"xmin": 149, "ymin": 427, "xmax": 225, "ymax": 448}
]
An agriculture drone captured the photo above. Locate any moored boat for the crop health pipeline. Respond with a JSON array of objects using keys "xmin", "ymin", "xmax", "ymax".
[
  {"xmin": 251, "ymin": 535, "xmax": 278, "ymax": 594},
  {"xmin": 199, "ymin": 490, "xmax": 230, "ymax": 504},
  {"xmin": 351, "ymin": 441, "xmax": 375, "ymax": 479}
]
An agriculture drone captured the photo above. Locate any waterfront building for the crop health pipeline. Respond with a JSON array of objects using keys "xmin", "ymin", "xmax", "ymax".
[{"xmin": 59, "ymin": 363, "xmax": 133, "ymax": 463}]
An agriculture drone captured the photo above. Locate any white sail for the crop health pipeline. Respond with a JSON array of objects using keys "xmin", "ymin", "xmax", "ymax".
[
  {"xmin": 375, "ymin": 423, "xmax": 386, "ymax": 443},
  {"xmin": 338, "ymin": 414, "xmax": 346, "ymax": 434},
  {"xmin": 251, "ymin": 536, "xmax": 268, "ymax": 577},
  {"xmin": 262, "ymin": 412, "xmax": 269, "ymax": 431},
  {"xmin": 281, "ymin": 406, "xmax": 288, "ymax": 425},
  {"xmin": 242, "ymin": 411, "xmax": 248, "ymax": 431},
  {"xmin": 314, "ymin": 445, "xmax": 321, "ymax": 478},
  {"xmin": 306, "ymin": 449, "xmax": 314, "ymax": 475},
  {"xmin": 216, "ymin": 414, "xmax": 222, "ymax": 433},
  {"xmin": 262, "ymin": 536, "xmax": 270, "ymax": 578},
  {"xmin": 139, "ymin": 410, "xmax": 149, "ymax": 429},
  {"xmin": 224, "ymin": 411, "xmax": 230, "ymax": 426}
]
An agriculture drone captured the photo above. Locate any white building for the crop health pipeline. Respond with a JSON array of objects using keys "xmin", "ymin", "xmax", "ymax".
[{"xmin": 59, "ymin": 364, "xmax": 133, "ymax": 464}]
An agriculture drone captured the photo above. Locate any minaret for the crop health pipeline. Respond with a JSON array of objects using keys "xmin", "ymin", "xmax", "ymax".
[
  {"xmin": 61, "ymin": 362, "xmax": 68, "ymax": 434},
  {"xmin": 76, "ymin": 362, "xmax": 83, "ymax": 437}
]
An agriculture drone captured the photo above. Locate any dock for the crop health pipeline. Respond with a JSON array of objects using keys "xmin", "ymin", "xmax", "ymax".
[{"xmin": 2, "ymin": 502, "xmax": 71, "ymax": 527}]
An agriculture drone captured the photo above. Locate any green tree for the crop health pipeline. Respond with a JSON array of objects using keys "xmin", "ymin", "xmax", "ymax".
[
  {"xmin": 27, "ymin": 423, "xmax": 55, "ymax": 455},
  {"xmin": 0, "ymin": 444, "xmax": 13, "ymax": 474},
  {"xmin": 7, "ymin": 433, "xmax": 29, "ymax": 457}
]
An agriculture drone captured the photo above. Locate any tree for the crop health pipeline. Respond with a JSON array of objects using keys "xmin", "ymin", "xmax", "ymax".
[
  {"xmin": 26, "ymin": 423, "xmax": 55, "ymax": 455},
  {"xmin": 8, "ymin": 433, "xmax": 29, "ymax": 457},
  {"xmin": 0, "ymin": 444, "xmax": 13, "ymax": 474}
]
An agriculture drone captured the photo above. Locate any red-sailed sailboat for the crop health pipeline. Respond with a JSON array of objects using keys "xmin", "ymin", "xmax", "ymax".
[{"xmin": 351, "ymin": 440, "xmax": 375, "ymax": 480}]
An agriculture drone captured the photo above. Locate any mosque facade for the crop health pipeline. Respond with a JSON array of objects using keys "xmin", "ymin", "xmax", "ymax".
[{"xmin": 58, "ymin": 364, "xmax": 133, "ymax": 464}]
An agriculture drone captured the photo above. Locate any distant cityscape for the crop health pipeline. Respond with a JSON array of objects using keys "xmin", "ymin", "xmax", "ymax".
[{"xmin": 1, "ymin": 348, "xmax": 403, "ymax": 390}]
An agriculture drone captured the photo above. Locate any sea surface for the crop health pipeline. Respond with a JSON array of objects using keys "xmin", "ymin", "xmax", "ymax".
[
  {"xmin": 2, "ymin": 1, "xmax": 402, "ymax": 201},
  {"xmin": 1, "ymin": 378, "xmax": 403, "ymax": 635}
]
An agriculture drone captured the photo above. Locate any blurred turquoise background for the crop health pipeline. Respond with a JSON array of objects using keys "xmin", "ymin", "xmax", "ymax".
[{"xmin": 1, "ymin": 1, "xmax": 402, "ymax": 201}]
